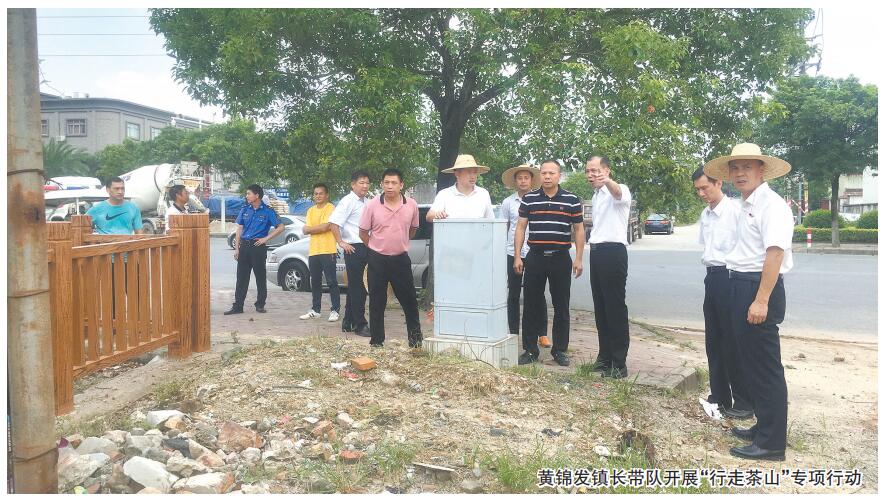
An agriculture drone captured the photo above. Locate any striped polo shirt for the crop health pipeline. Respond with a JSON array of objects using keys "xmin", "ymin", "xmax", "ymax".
[{"xmin": 518, "ymin": 186, "xmax": 583, "ymax": 251}]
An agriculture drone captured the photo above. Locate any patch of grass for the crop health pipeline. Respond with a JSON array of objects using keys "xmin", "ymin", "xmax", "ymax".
[
  {"xmin": 371, "ymin": 440, "xmax": 418, "ymax": 479},
  {"xmin": 786, "ymin": 420, "xmax": 808, "ymax": 453},
  {"xmin": 510, "ymin": 363, "xmax": 548, "ymax": 379},
  {"xmin": 273, "ymin": 365, "xmax": 332, "ymax": 385},
  {"xmin": 481, "ymin": 441, "xmax": 591, "ymax": 493},
  {"xmin": 694, "ymin": 366, "xmax": 709, "ymax": 392},
  {"xmin": 323, "ymin": 459, "xmax": 370, "ymax": 493},
  {"xmin": 607, "ymin": 375, "xmax": 640, "ymax": 413},
  {"xmin": 575, "ymin": 362, "xmax": 604, "ymax": 380},
  {"xmin": 785, "ymin": 364, "xmax": 796, "ymax": 369},
  {"xmin": 153, "ymin": 379, "xmax": 187, "ymax": 408},
  {"xmin": 240, "ymin": 463, "xmax": 278, "ymax": 484}
]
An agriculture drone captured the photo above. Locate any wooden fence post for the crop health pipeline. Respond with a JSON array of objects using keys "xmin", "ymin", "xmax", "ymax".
[
  {"xmin": 191, "ymin": 213, "xmax": 211, "ymax": 352},
  {"xmin": 168, "ymin": 214, "xmax": 192, "ymax": 359},
  {"xmin": 70, "ymin": 214, "xmax": 90, "ymax": 246},
  {"xmin": 47, "ymin": 221, "xmax": 74, "ymax": 415}
]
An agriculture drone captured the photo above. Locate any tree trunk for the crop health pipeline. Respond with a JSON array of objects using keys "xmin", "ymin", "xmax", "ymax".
[
  {"xmin": 435, "ymin": 123, "xmax": 464, "ymax": 193},
  {"xmin": 831, "ymin": 174, "xmax": 840, "ymax": 248}
]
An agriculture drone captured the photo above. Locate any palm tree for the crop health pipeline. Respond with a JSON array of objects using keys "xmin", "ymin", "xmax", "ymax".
[{"xmin": 42, "ymin": 138, "xmax": 98, "ymax": 179}]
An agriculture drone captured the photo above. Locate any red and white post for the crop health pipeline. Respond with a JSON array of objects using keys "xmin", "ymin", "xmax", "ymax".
[{"xmin": 806, "ymin": 228, "xmax": 813, "ymax": 249}]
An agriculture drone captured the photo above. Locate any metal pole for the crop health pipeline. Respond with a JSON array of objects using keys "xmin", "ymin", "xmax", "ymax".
[
  {"xmin": 220, "ymin": 195, "xmax": 226, "ymax": 232},
  {"xmin": 7, "ymin": 8, "xmax": 59, "ymax": 493}
]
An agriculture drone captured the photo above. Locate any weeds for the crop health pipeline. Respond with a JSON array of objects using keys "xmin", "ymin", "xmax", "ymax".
[
  {"xmin": 153, "ymin": 379, "xmax": 187, "ymax": 407},
  {"xmin": 371, "ymin": 440, "xmax": 417, "ymax": 479},
  {"xmin": 694, "ymin": 366, "xmax": 709, "ymax": 392},
  {"xmin": 608, "ymin": 375, "xmax": 640, "ymax": 413},
  {"xmin": 510, "ymin": 363, "xmax": 547, "ymax": 379}
]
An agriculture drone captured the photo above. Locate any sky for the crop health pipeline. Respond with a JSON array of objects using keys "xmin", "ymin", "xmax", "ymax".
[{"xmin": 32, "ymin": 4, "xmax": 883, "ymax": 126}]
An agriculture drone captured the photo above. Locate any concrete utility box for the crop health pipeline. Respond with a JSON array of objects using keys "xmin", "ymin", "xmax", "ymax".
[{"xmin": 426, "ymin": 218, "xmax": 517, "ymax": 368}]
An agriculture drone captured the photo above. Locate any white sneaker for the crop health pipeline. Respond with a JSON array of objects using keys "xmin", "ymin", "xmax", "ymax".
[
  {"xmin": 328, "ymin": 311, "xmax": 340, "ymax": 322},
  {"xmin": 299, "ymin": 310, "xmax": 321, "ymax": 320}
]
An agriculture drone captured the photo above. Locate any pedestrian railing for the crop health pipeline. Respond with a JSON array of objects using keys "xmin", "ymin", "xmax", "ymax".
[{"xmin": 47, "ymin": 214, "xmax": 210, "ymax": 415}]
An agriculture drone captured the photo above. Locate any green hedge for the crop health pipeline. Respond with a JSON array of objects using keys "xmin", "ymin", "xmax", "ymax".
[
  {"xmin": 803, "ymin": 209, "xmax": 847, "ymax": 228},
  {"xmin": 856, "ymin": 210, "xmax": 878, "ymax": 229},
  {"xmin": 793, "ymin": 225, "xmax": 878, "ymax": 243}
]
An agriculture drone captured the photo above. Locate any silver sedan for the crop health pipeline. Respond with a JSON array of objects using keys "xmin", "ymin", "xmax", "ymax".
[{"xmin": 227, "ymin": 214, "xmax": 305, "ymax": 249}]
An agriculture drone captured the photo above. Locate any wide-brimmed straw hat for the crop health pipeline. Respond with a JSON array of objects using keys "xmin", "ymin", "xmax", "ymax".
[
  {"xmin": 703, "ymin": 143, "xmax": 791, "ymax": 181},
  {"xmin": 501, "ymin": 163, "xmax": 542, "ymax": 190},
  {"xmin": 441, "ymin": 154, "xmax": 490, "ymax": 175}
]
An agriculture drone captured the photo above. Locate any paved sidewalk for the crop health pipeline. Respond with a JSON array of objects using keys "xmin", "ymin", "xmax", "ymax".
[{"xmin": 211, "ymin": 287, "xmax": 704, "ymax": 392}]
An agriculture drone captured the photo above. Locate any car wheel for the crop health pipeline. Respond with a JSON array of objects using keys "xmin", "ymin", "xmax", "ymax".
[
  {"xmin": 421, "ymin": 268, "xmax": 429, "ymax": 289},
  {"xmin": 285, "ymin": 234, "xmax": 298, "ymax": 244},
  {"xmin": 227, "ymin": 234, "xmax": 236, "ymax": 249},
  {"xmin": 280, "ymin": 260, "xmax": 310, "ymax": 292},
  {"xmin": 142, "ymin": 220, "xmax": 155, "ymax": 234}
]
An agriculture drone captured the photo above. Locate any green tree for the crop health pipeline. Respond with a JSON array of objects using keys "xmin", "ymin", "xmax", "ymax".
[
  {"xmin": 150, "ymin": 8, "xmax": 813, "ymax": 202},
  {"xmin": 757, "ymin": 75, "xmax": 878, "ymax": 246},
  {"xmin": 42, "ymin": 138, "xmax": 98, "ymax": 178}
]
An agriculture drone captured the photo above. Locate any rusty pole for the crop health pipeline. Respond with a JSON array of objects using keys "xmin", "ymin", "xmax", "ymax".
[{"xmin": 7, "ymin": 8, "xmax": 59, "ymax": 493}]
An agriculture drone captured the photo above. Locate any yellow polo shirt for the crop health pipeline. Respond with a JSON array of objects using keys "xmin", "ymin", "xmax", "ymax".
[{"xmin": 306, "ymin": 203, "xmax": 337, "ymax": 256}]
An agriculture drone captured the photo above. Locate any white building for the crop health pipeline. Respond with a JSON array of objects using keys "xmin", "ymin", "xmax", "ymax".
[{"xmin": 838, "ymin": 167, "xmax": 878, "ymax": 218}]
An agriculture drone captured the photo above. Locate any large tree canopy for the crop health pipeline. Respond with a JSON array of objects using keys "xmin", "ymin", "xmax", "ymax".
[
  {"xmin": 754, "ymin": 75, "xmax": 878, "ymax": 245},
  {"xmin": 150, "ymin": 8, "xmax": 813, "ymax": 207}
]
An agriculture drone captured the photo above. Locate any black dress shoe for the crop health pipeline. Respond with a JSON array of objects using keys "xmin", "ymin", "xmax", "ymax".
[
  {"xmin": 552, "ymin": 351, "xmax": 571, "ymax": 367},
  {"xmin": 370, "ymin": 342, "xmax": 384, "ymax": 348},
  {"xmin": 354, "ymin": 326, "xmax": 371, "ymax": 338},
  {"xmin": 729, "ymin": 444, "xmax": 785, "ymax": 461},
  {"xmin": 723, "ymin": 408, "xmax": 754, "ymax": 419},
  {"xmin": 223, "ymin": 307, "xmax": 244, "ymax": 315},
  {"xmin": 604, "ymin": 367, "xmax": 628, "ymax": 379},
  {"xmin": 255, "ymin": 306, "xmax": 267, "ymax": 313},
  {"xmin": 731, "ymin": 427, "xmax": 756, "ymax": 442},
  {"xmin": 518, "ymin": 351, "xmax": 539, "ymax": 365}
]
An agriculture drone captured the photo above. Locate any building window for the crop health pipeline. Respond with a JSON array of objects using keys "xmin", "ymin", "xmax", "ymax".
[
  {"xmin": 126, "ymin": 122, "xmax": 141, "ymax": 140},
  {"xmin": 65, "ymin": 118, "xmax": 86, "ymax": 137},
  {"xmin": 41, "ymin": 120, "xmax": 48, "ymax": 137},
  {"xmin": 150, "ymin": 127, "xmax": 162, "ymax": 140}
]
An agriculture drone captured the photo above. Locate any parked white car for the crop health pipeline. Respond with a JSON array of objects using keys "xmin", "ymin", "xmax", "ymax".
[{"xmin": 267, "ymin": 205, "xmax": 432, "ymax": 291}]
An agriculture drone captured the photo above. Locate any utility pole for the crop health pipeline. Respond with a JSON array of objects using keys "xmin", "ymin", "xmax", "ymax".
[{"xmin": 7, "ymin": 8, "xmax": 59, "ymax": 493}]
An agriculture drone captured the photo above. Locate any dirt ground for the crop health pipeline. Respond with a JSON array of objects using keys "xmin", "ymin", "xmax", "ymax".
[{"xmin": 58, "ymin": 326, "xmax": 878, "ymax": 494}]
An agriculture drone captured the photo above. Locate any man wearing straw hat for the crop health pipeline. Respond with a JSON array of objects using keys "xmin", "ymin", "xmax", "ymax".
[
  {"xmin": 703, "ymin": 143, "xmax": 794, "ymax": 461},
  {"xmin": 426, "ymin": 154, "xmax": 495, "ymax": 221},
  {"xmin": 500, "ymin": 164, "xmax": 548, "ymax": 342}
]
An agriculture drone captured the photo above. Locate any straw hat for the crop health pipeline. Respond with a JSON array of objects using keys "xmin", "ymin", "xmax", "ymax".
[
  {"xmin": 703, "ymin": 143, "xmax": 791, "ymax": 181},
  {"xmin": 441, "ymin": 154, "xmax": 490, "ymax": 175},
  {"xmin": 501, "ymin": 163, "xmax": 542, "ymax": 190}
]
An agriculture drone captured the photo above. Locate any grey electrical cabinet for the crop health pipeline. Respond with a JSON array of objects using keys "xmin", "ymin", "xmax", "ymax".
[{"xmin": 433, "ymin": 218, "xmax": 510, "ymax": 341}]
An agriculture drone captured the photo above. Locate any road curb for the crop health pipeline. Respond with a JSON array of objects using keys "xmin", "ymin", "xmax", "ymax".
[{"xmin": 792, "ymin": 246, "xmax": 877, "ymax": 256}]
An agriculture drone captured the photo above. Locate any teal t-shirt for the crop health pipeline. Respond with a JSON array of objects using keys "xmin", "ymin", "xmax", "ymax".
[{"xmin": 86, "ymin": 201, "xmax": 143, "ymax": 234}]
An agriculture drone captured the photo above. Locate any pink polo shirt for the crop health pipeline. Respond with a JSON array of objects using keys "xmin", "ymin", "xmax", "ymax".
[{"xmin": 358, "ymin": 195, "xmax": 419, "ymax": 256}]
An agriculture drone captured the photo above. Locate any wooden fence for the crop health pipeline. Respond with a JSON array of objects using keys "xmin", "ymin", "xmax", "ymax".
[{"xmin": 47, "ymin": 213, "xmax": 210, "ymax": 415}]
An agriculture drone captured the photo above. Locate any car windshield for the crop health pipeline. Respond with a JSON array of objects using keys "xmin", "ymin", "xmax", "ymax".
[{"xmin": 648, "ymin": 214, "xmax": 665, "ymax": 221}]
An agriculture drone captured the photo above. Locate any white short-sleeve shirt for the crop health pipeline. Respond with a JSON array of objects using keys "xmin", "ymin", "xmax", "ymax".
[
  {"xmin": 588, "ymin": 184, "xmax": 632, "ymax": 245},
  {"xmin": 725, "ymin": 183, "xmax": 794, "ymax": 273},
  {"xmin": 429, "ymin": 184, "xmax": 494, "ymax": 219},
  {"xmin": 501, "ymin": 192, "xmax": 530, "ymax": 258},
  {"xmin": 698, "ymin": 197, "xmax": 740, "ymax": 267},
  {"xmin": 328, "ymin": 191, "xmax": 367, "ymax": 244},
  {"xmin": 164, "ymin": 203, "xmax": 186, "ymax": 234}
]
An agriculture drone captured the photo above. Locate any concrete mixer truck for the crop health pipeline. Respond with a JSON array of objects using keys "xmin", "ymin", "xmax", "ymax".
[{"xmin": 119, "ymin": 161, "xmax": 208, "ymax": 234}]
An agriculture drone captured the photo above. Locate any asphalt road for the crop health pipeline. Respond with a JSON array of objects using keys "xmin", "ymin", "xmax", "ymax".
[{"xmin": 210, "ymin": 227, "xmax": 878, "ymax": 341}]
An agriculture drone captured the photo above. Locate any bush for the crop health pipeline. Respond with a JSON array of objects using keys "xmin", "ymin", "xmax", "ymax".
[
  {"xmin": 856, "ymin": 210, "xmax": 878, "ymax": 229},
  {"xmin": 793, "ymin": 225, "xmax": 878, "ymax": 243},
  {"xmin": 803, "ymin": 209, "xmax": 846, "ymax": 229}
]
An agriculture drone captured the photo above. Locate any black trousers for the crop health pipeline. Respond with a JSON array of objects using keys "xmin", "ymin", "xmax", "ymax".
[
  {"xmin": 234, "ymin": 239, "xmax": 268, "ymax": 309},
  {"xmin": 589, "ymin": 243, "xmax": 629, "ymax": 370},
  {"xmin": 730, "ymin": 272, "xmax": 788, "ymax": 451},
  {"xmin": 521, "ymin": 249, "xmax": 571, "ymax": 356},
  {"xmin": 342, "ymin": 243, "xmax": 369, "ymax": 330},
  {"xmin": 309, "ymin": 253, "xmax": 340, "ymax": 313},
  {"xmin": 367, "ymin": 250, "xmax": 421, "ymax": 345},
  {"xmin": 704, "ymin": 267, "xmax": 752, "ymax": 410},
  {"xmin": 507, "ymin": 254, "xmax": 547, "ymax": 336}
]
